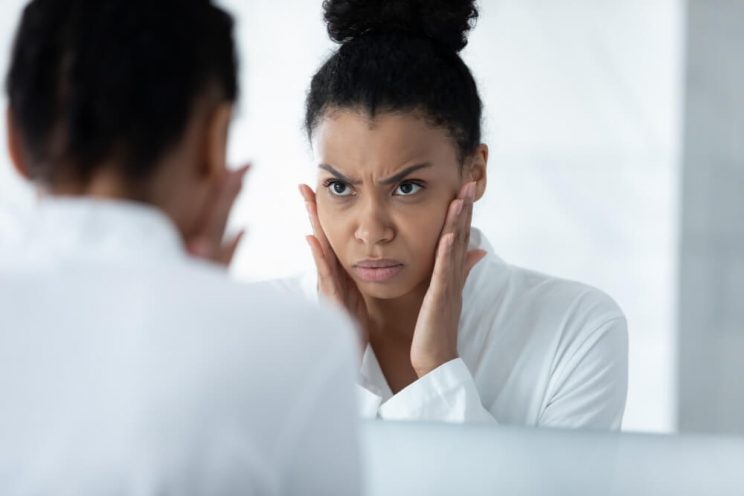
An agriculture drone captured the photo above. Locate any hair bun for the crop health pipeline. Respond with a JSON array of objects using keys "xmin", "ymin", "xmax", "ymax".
[{"xmin": 323, "ymin": 0, "xmax": 478, "ymax": 52}]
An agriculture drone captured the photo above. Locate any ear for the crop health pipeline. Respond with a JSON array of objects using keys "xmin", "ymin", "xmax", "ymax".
[
  {"xmin": 201, "ymin": 102, "xmax": 233, "ymax": 180},
  {"xmin": 6, "ymin": 106, "xmax": 32, "ymax": 181},
  {"xmin": 466, "ymin": 144, "xmax": 488, "ymax": 201}
]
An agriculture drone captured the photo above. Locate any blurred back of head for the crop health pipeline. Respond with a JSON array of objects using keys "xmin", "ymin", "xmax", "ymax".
[{"xmin": 5, "ymin": 0, "xmax": 238, "ymax": 191}]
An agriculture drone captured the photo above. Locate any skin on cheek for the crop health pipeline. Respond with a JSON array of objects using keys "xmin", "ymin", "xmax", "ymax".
[
  {"xmin": 316, "ymin": 201, "xmax": 343, "ymax": 257},
  {"xmin": 397, "ymin": 203, "xmax": 446, "ymax": 279},
  {"xmin": 315, "ymin": 195, "xmax": 358, "ymax": 275}
]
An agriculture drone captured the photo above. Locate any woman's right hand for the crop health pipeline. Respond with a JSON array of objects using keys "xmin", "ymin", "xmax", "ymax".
[{"xmin": 299, "ymin": 184, "xmax": 371, "ymax": 350}]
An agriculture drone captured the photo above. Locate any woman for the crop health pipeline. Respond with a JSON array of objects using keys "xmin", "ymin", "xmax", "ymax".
[
  {"xmin": 0, "ymin": 0, "xmax": 361, "ymax": 493},
  {"xmin": 297, "ymin": 0, "xmax": 628, "ymax": 428}
]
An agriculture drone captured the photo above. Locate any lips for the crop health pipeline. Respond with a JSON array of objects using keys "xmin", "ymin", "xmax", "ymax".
[{"xmin": 352, "ymin": 259, "xmax": 404, "ymax": 283}]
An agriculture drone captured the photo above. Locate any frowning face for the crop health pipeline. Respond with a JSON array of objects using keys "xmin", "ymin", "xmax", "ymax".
[{"xmin": 312, "ymin": 109, "xmax": 471, "ymax": 300}]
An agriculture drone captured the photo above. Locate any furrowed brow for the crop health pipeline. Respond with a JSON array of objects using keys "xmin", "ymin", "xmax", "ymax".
[
  {"xmin": 379, "ymin": 163, "xmax": 432, "ymax": 186},
  {"xmin": 318, "ymin": 164, "xmax": 362, "ymax": 185}
]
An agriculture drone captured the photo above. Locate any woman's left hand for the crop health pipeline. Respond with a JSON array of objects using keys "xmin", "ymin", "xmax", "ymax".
[
  {"xmin": 185, "ymin": 164, "xmax": 250, "ymax": 267},
  {"xmin": 410, "ymin": 181, "xmax": 487, "ymax": 378}
]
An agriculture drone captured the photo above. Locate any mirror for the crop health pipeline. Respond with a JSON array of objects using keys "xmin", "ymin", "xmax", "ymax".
[{"xmin": 0, "ymin": 0, "xmax": 741, "ymax": 438}]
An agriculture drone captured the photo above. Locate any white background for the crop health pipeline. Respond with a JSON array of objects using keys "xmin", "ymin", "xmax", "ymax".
[{"xmin": 0, "ymin": 0, "xmax": 683, "ymax": 433}]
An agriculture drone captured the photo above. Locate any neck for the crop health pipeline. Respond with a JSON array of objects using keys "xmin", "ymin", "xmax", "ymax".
[
  {"xmin": 364, "ymin": 277, "xmax": 430, "ymax": 342},
  {"xmin": 40, "ymin": 160, "xmax": 198, "ymax": 242},
  {"xmin": 46, "ymin": 166, "xmax": 146, "ymax": 201}
]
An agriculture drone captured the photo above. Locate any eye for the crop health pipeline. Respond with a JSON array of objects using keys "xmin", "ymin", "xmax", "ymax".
[
  {"xmin": 326, "ymin": 180, "xmax": 354, "ymax": 197},
  {"xmin": 394, "ymin": 181, "xmax": 423, "ymax": 196}
]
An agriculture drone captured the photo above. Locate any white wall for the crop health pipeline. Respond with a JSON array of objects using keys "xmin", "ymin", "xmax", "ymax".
[{"xmin": 0, "ymin": 0, "xmax": 683, "ymax": 433}]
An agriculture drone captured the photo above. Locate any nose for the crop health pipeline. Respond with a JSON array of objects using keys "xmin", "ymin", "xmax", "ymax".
[{"xmin": 354, "ymin": 198, "xmax": 395, "ymax": 246}]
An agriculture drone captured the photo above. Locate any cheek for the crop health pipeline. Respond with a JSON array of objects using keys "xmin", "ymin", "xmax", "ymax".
[
  {"xmin": 395, "ymin": 202, "xmax": 449, "ymax": 260},
  {"xmin": 316, "ymin": 199, "xmax": 351, "ymax": 254}
]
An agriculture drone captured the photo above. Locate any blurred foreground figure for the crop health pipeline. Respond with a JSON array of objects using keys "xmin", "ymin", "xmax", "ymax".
[{"xmin": 0, "ymin": 1, "xmax": 361, "ymax": 494}]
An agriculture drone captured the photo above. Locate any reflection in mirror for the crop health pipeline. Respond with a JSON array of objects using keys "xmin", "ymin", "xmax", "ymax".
[
  {"xmin": 292, "ymin": 0, "xmax": 631, "ymax": 432},
  {"xmin": 208, "ymin": 0, "xmax": 685, "ymax": 436},
  {"xmin": 1, "ymin": 0, "xmax": 743, "ymax": 493},
  {"xmin": 2, "ymin": 1, "xmax": 741, "ymax": 435}
]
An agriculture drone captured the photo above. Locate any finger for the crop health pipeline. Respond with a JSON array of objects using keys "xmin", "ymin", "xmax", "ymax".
[
  {"xmin": 233, "ymin": 163, "xmax": 252, "ymax": 176},
  {"xmin": 430, "ymin": 198, "xmax": 464, "ymax": 284},
  {"xmin": 217, "ymin": 229, "xmax": 246, "ymax": 266},
  {"xmin": 302, "ymin": 196, "xmax": 322, "ymax": 240},
  {"xmin": 298, "ymin": 183, "xmax": 316, "ymax": 204},
  {"xmin": 299, "ymin": 183, "xmax": 333, "ymax": 257},
  {"xmin": 450, "ymin": 181, "xmax": 476, "ymax": 257},
  {"xmin": 463, "ymin": 181, "xmax": 476, "ymax": 248},
  {"xmin": 440, "ymin": 197, "xmax": 465, "ymax": 238},
  {"xmin": 186, "ymin": 237, "xmax": 213, "ymax": 259},
  {"xmin": 457, "ymin": 180, "xmax": 471, "ymax": 200},
  {"xmin": 305, "ymin": 235, "xmax": 339, "ymax": 299},
  {"xmin": 451, "ymin": 181, "xmax": 476, "ymax": 267},
  {"xmin": 430, "ymin": 232, "xmax": 455, "ymax": 293},
  {"xmin": 440, "ymin": 180, "xmax": 472, "ymax": 238},
  {"xmin": 299, "ymin": 185, "xmax": 342, "ymax": 283},
  {"xmin": 203, "ymin": 164, "xmax": 251, "ymax": 248},
  {"xmin": 436, "ymin": 184, "xmax": 477, "ymax": 285},
  {"xmin": 305, "ymin": 235, "xmax": 330, "ymax": 279},
  {"xmin": 452, "ymin": 182, "xmax": 475, "ymax": 267},
  {"xmin": 305, "ymin": 200, "xmax": 331, "ymax": 254}
]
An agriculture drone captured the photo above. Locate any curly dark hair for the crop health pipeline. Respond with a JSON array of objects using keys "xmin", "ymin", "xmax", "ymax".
[
  {"xmin": 305, "ymin": 0, "xmax": 482, "ymax": 163},
  {"xmin": 5, "ymin": 0, "xmax": 238, "ymax": 186}
]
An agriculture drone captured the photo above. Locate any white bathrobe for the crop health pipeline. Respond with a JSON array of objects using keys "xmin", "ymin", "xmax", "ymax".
[
  {"xmin": 282, "ymin": 228, "xmax": 628, "ymax": 430},
  {"xmin": 0, "ymin": 198, "xmax": 361, "ymax": 495}
]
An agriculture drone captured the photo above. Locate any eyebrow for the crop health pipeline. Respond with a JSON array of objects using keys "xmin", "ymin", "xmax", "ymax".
[
  {"xmin": 318, "ymin": 162, "xmax": 432, "ymax": 186},
  {"xmin": 379, "ymin": 163, "xmax": 432, "ymax": 185},
  {"xmin": 318, "ymin": 164, "xmax": 362, "ymax": 185}
]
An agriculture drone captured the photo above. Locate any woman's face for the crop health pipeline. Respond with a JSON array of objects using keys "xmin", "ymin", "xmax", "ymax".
[{"xmin": 313, "ymin": 109, "xmax": 480, "ymax": 300}]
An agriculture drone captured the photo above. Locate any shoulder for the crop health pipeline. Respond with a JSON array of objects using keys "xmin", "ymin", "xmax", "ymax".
[
  {"xmin": 508, "ymin": 263, "xmax": 625, "ymax": 338},
  {"xmin": 140, "ymin": 261, "xmax": 358, "ymax": 369},
  {"xmin": 469, "ymin": 249, "xmax": 624, "ymax": 319},
  {"xmin": 503, "ymin": 264, "xmax": 628, "ymax": 365},
  {"xmin": 132, "ymin": 262, "xmax": 360, "ymax": 430},
  {"xmin": 465, "ymin": 251, "xmax": 626, "ymax": 354},
  {"xmin": 467, "ymin": 229, "xmax": 624, "ymax": 328},
  {"xmin": 506, "ymin": 264, "xmax": 624, "ymax": 323}
]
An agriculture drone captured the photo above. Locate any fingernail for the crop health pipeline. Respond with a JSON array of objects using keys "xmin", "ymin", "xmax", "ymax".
[{"xmin": 455, "ymin": 199, "xmax": 464, "ymax": 216}]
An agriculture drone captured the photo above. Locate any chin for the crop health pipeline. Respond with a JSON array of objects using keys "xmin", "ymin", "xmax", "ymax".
[{"xmin": 357, "ymin": 282, "xmax": 410, "ymax": 300}]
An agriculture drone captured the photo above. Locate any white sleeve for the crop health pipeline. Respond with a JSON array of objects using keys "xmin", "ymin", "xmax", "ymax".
[
  {"xmin": 275, "ymin": 313, "xmax": 363, "ymax": 495},
  {"xmin": 538, "ymin": 317, "xmax": 629, "ymax": 430},
  {"xmin": 378, "ymin": 358, "xmax": 498, "ymax": 423}
]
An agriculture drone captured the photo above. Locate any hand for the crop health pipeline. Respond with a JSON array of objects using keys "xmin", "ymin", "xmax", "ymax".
[
  {"xmin": 299, "ymin": 184, "xmax": 371, "ymax": 350},
  {"xmin": 186, "ymin": 164, "xmax": 250, "ymax": 267},
  {"xmin": 410, "ymin": 181, "xmax": 487, "ymax": 377}
]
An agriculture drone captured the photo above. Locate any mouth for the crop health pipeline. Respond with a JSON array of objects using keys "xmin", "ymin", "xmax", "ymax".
[{"xmin": 352, "ymin": 259, "xmax": 404, "ymax": 283}]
